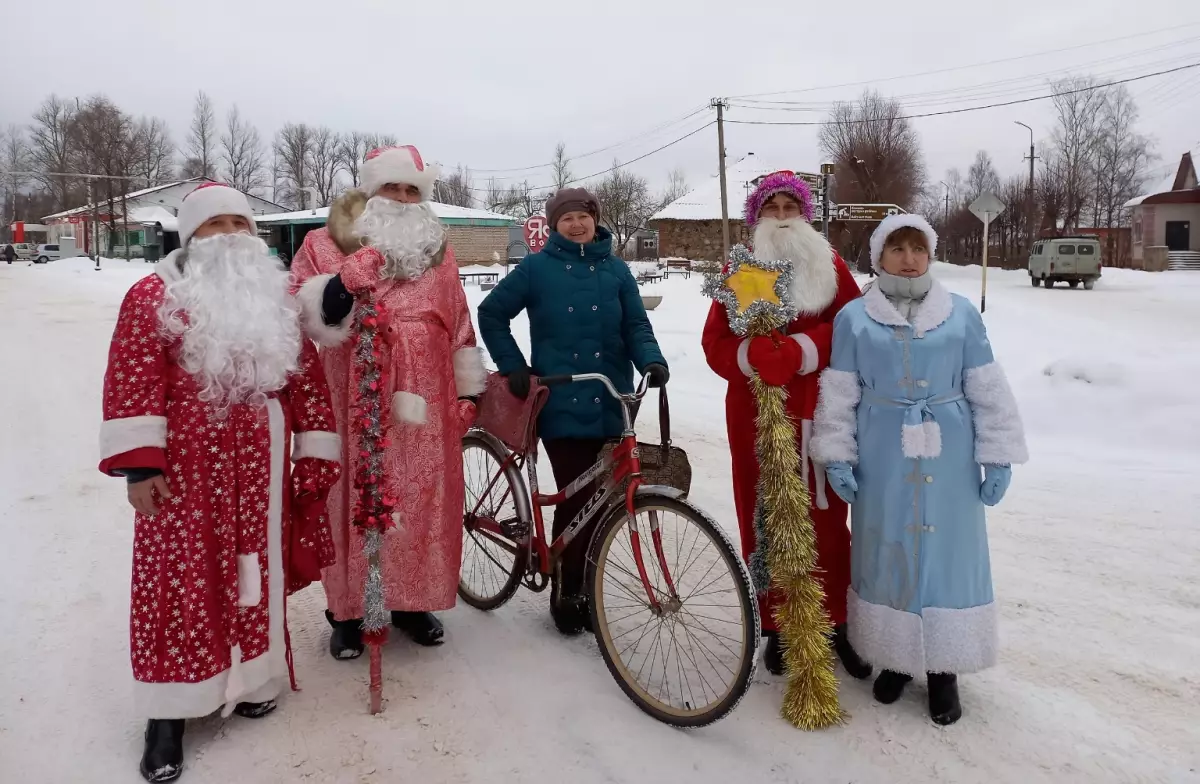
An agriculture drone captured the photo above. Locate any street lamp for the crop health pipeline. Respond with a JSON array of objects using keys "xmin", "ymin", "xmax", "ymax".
[
  {"xmin": 1014, "ymin": 121, "xmax": 1036, "ymax": 252},
  {"xmin": 939, "ymin": 181, "xmax": 950, "ymax": 262}
]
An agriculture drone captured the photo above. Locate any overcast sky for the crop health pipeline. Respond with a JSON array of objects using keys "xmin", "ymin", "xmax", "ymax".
[{"xmin": 2, "ymin": 0, "xmax": 1198, "ymax": 202}]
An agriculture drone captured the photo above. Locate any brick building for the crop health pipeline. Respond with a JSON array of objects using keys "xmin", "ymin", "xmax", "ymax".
[{"xmin": 1125, "ymin": 150, "xmax": 1200, "ymax": 270}]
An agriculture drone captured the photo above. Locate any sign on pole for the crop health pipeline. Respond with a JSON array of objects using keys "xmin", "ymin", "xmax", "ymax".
[
  {"xmin": 523, "ymin": 214, "xmax": 549, "ymax": 253},
  {"xmin": 969, "ymin": 192, "xmax": 1006, "ymax": 313},
  {"xmin": 834, "ymin": 204, "xmax": 905, "ymax": 222}
]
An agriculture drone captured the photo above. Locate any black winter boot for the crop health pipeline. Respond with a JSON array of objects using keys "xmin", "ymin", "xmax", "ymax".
[
  {"xmin": 872, "ymin": 670, "xmax": 913, "ymax": 704},
  {"xmin": 927, "ymin": 672, "xmax": 962, "ymax": 725},
  {"xmin": 325, "ymin": 609, "xmax": 364, "ymax": 660},
  {"xmin": 549, "ymin": 576, "xmax": 587, "ymax": 636},
  {"xmin": 233, "ymin": 700, "xmax": 277, "ymax": 719},
  {"xmin": 392, "ymin": 611, "xmax": 445, "ymax": 646},
  {"xmin": 831, "ymin": 624, "xmax": 873, "ymax": 680},
  {"xmin": 140, "ymin": 719, "xmax": 185, "ymax": 782},
  {"xmin": 763, "ymin": 632, "xmax": 785, "ymax": 676}
]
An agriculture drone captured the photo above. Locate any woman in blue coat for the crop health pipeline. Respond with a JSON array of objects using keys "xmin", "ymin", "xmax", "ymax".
[
  {"xmin": 477, "ymin": 188, "xmax": 668, "ymax": 635},
  {"xmin": 811, "ymin": 214, "xmax": 1027, "ymax": 725}
]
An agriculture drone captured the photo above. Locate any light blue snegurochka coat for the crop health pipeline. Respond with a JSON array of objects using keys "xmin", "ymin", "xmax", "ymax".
[{"xmin": 811, "ymin": 279, "xmax": 1028, "ymax": 676}]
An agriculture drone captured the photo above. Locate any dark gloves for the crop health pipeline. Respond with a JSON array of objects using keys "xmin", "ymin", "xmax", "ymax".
[
  {"xmin": 506, "ymin": 367, "xmax": 531, "ymax": 399},
  {"xmin": 644, "ymin": 363, "xmax": 670, "ymax": 388}
]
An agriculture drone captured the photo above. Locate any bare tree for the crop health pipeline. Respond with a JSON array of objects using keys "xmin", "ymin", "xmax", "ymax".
[
  {"xmin": 339, "ymin": 131, "xmax": 370, "ymax": 187},
  {"xmin": 219, "ymin": 105, "xmax": 267, "ymax": 194},
  {"xmin": 364, "ymin": 133, "xmax": 399, "ymax": 153},
  {"xmin": 551, "ymin": 142, "xmax": 573, "ymax": 190},
  {"xmin": 592, "ymin": 160, "xmax": 658, "ymax": 251},
  {"xmin": 1045, "ymin": 76, "xmax": 1106, "ymax": 230},
  {"xmin": 661, "ymin": 167, "xmax": 689, "ymax": 205},
  {"xmin": 185, "ymin": 91, "xmax": 217, "ymax": 179},
  {"xmin": 70, "ymin": 95, "xmax": 137, "ymax": 254},
  {"xmin": 28, "ymin": 95, "xmax": 77, "ymax": 212},
  {"xmin": 273, "ymin": 123, "xmax": 315, "ymax": 208},
  {"xmin": 307, "ymin": 127, "xmax": 343, "ymax": 206},
  {"xmin": 433, "ymin": 165, "xmax": 473, "ymax": 207},
  {"xmin": 483, "ymin": 178, "xmax": 545, "ymax": 220},
  {"xmin": 1093, "ymin": 85, "xmax": 1154, "ymax": 229},
  {"xmin": 966, "ymin": 150, "xmax": 1001, "ymax": 200},
  {"xmin": 130, "ymin": 117, "xmax": 175, "ymax": 187},
  {"xmin": 2, "ymin": 125, "xmax": 31, "ymax": 232}
]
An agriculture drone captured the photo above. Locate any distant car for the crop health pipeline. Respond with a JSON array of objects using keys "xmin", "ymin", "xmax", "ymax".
[
  {"xmin": 9, "ymin": 243, "xmax": 35, "ymax": 260},
  {"xmin": 1029, "ymin": 236, "xmax": 1102, "ymax": 290},
  {"xmin": 34, "ymin": 244, "xmax": 61, "ymax": 263}
]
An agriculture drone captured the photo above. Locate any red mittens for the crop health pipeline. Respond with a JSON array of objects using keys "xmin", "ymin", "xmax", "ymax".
[
  {"xmin": 287, "ymin": 457, "xmax": 341, "ymax": 595},
  {"xmin": 339, "ymin": 246, "xmax": 386, "ymax": 294},
  {"xmin": 747, "ymin": 332, "xmax": 802, "ymax": 386}
]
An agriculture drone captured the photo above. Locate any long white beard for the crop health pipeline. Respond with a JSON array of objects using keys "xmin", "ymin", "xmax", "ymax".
[
  {"xmin": 753, "ymin": 217, "xmax": 839, "ymax": 315},
  {"xmin": 158, "ymin": 232, "xmax": 302, "ymax": 416},
  {"xmin": 354, "ymin": 196, "xmax": 445, "ymax": 280}
]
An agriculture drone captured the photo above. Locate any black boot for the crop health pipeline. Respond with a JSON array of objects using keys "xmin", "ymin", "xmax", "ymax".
[
  {"xmin": 140, "ymin": 719, "xmax": 185, "ymax": 783},
  {"xmin": 872, "ymin": 669, "xmax": 913, "ymax": 704},
  {"xmin": 763, "ymin": 632, "xmax": 785, "ymax": 676},
  {"xmin": 325, "ymin": 609, "xmax": 364, "ymax": 660},
  {"xmin": 233, "ymin": 700, "xmax": 277, "ymax": 719},
  {"xmin": 549, "ymin": 576, "xmax": 587, "ymax": 636},
  {"xmin": 391, "ymin": 611, "xmax": 445, "ymax": 646},
  {"xmin": 927, "ymin": 672, "xmax": 962, "ymax": 725},
  {"xmin": 831, "ymin": 624, "xmax": 873, "ymax": 680}
]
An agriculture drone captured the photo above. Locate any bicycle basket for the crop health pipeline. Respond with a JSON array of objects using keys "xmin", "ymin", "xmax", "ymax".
[
  {"xmin": 601, "ymin": 386, "xmax": 692, "ymax": 496},
  {"xmin": 474, "ymin": 372, "xmax": 550, "ymax": 453}
]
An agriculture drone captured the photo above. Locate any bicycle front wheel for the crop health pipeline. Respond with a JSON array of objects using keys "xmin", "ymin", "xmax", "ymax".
[
  {"xmin": 587, "ymin": 493, "xmax": 760, "ymax": 727},
  {"xmin": 459, "ymin": 433, "xmax": 527, "ymax": 611}
]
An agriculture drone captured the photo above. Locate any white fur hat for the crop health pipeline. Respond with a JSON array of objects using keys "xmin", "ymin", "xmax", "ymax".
[
  {"xmin": 177, "ymin": 183, "xmax": 258, "ymax": 246},
  {"xmin": 361, "ymin": 145, "xmax": 440, "ymax": 201},
  {"xmin": 869, "ymin": 213, "xmax": 938, "ymax": 271}
]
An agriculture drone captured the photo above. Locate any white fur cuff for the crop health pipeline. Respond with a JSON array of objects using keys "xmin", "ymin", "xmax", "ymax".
[
  {"xmin": 292, "ymin": 431, "xmax": 341, "ymax": 462},
  {"xmin": 99, "ymin": 415, "xmax": 168, "ymax": 460},
  {"xmin": 736, "ymin": 338, "xmax": 753, "ymax": 377},
  {"xmin": 964, "ymin": 362, "xmax": 1029, "ymax": 465},
  {"xmin": 901, "ymin": 421, "xmax": 943, "ymax": 459},
  {"xmin": 237, "ymin": 553, "xmax": 262, "ymax": 607},
  {"xmin": 791, "ymin": 333, "xmax": 819, "ymax": 375},
  {"xmin": 295, "ymin": 273, "xmax": 353, "ymax": 348},
  {"xmin": 454, "ymin": 347, "xmax": 487, "ymax": 397},
  {"xmin": 811, "ymin": 369, "xmax": 861, "ymax": 464},
  {"xmin": 392, "ymin": 391, "xmax": 427, "ymax": 426}
]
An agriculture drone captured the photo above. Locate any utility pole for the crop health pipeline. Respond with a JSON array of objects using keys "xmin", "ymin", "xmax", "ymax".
[
  {"xmin": 820, "ymin": 163, "xmax": 835, "ymax": 240},
  {"xmin": 88, "ymin": 179, "xmax": 100, "ymax": 270},
  {"xmin": 1015, "ymin": 121, "xmax": 1038, "ymax": 254},
  {"xmin": 940, "ymin": 181, "xmax": 950, "ymax": 262},
  {"xmin": 711, "ymin": 98, "xmax": 730, "ymax": 261}
]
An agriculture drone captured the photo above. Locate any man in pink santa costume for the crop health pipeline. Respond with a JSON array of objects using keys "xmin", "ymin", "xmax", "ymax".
[
  {"xmin": 701, "ymin": 171, "xmax": 873, "ymax": 680},
  {"xmin": 99, "ymin": 183, "xmax": 342, "ymax": 783},
  {"xmin": 291, "ymin": 145, "xmax": 486, "ymax": 657}
]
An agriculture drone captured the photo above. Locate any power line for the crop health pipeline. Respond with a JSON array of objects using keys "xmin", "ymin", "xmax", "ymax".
[{"xmin": 723, "ymin": 62, "xmax": 1200, "ymax": 127}]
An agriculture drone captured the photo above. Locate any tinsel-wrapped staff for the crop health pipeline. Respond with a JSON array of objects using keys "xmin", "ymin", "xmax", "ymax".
[{"xmin": 703, "ymin": 243, "xmax": 844, "ymax": 730}]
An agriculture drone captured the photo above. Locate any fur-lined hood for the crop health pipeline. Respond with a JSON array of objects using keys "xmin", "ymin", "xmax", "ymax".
[{"xmin": 325, "ymin": 188, "xmax": 448, "ymax": 265}]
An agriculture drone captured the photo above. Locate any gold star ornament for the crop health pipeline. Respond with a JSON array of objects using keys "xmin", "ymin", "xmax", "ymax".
[
  {"xmin": 727, "ymin": 265, "xmax": 782, "ymax": 314},
  {"xmin": 702, "ymin": 244, "xmax": 800, "ymax": 337}
]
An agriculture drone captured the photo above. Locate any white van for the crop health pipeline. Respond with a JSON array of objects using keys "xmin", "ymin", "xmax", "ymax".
[
  {"xmin": 1029, "ymin": 236, "xmax": 1102, "ymax": 289},
  {"xmin": 34, "ymin": 244, "xmax": 62, "ymax": 263}
]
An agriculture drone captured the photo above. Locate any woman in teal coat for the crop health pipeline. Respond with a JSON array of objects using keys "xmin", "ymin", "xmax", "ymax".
[
  {"xmin": 477, "ymin": 188, "xmax": 668, "ymax": 634},
  {"xmin": 811, "ymin": 214, "xmax": 1028, "ymax": 725}
]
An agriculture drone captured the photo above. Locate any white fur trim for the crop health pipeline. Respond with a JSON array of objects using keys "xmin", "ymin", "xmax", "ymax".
[
  {"xmin": 99, "ymin": 415, "xmax": 167, "ymax": 460},
  {"xmin": 155, "ymin": 249, "xmax": 185, "ymax": 284},
  {"xmin": 800, "ymin": 419, "xmax": 829, "ymax": 510},
  {"xmin": 847, "ymin": 588, "xmax": 998, "ymax": 677},
  {"xmin": 453, "ymin": 347, "xmax": 487, "ymax": 397},
  {"xmin": 361, "ymin": 147, "xmax": 440, "ymax": 201},
  {"xmin": 862, "ymin": 279, "xmax": 954, "ymax": 337},
  {"xmin": 964, "ymin": 362, "xmax": 1029, "ymax": 465},
  {"xmin": 901, "ymin": 420, "xmax": 943, "ymax": 459},
  {"xmin": 869, "ymin": 213, "xmax": 938, "ymax": 272},
  {"xmin": 178, "ymin": 184, "xmax": 258, "ymax": 247},
  {"xmin": 236, "ymin": 553, "xmax": 262, "ymax": 607},
  {"xmin": 295, "ymin": 273, "xmax": 353, "ymax": 348},
  {"xmin": 292, "ymin": 431, "xmax": 342, "ymax": 462},
  {"xmin": 133, "ymin": 400, "xmax": 287, "ymax": 719},
  {"xmin": 392, "ymin": 391, "xmax": 428, "ymax": 426},
  {"xmin": 791, "ymin": 333, "xmax": 819, "ymax": 375},
  {"xmin": 811, "ymin": 369, "xmax": 860, "ymax": 464},
  {"xmin": 736, "ymin": 338, "xmax": 753, "ymax": 377}
]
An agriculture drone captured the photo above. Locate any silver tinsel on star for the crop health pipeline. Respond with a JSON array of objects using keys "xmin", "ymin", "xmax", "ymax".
[{"xmin": 701, "ymin": 244, "xmax": 800, "ymax": 337}]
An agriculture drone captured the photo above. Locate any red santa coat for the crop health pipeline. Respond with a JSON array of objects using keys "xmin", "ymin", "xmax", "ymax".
[
  {"xmin": 290, "ymin": 192, "xmax": 487, "ymax": 619},
  {"xmin": 99, "ymin": 255, "xmax": 340, "ymax": 719},
  {"xmin": 701, "ymin": 252, "xmax": 861, "ymax": 630}
]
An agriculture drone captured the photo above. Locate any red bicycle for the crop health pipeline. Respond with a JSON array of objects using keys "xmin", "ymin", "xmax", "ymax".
[{"xmin": 459, "ymin": 373, "xmax": 760, "ymax": 727}]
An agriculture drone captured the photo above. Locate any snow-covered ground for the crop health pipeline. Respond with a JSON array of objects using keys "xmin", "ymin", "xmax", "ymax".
[{"xmin": 1, "ymin": 257, "xmax": 1197, "ymax": 783}]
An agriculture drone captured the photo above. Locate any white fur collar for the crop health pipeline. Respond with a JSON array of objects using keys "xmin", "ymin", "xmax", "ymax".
[
  {"xmin": 862, "ymin": 278, "xmax": 953, "ymax": 337},
  {"xmin": 155, "ymin": 249, "xmax": 186, "ymax": 285}
]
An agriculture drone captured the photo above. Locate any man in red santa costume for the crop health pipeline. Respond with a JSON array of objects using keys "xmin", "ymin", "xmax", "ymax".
[
  {"xmin": 702, "ymin": 171, "xmax": 872, "ymax": 679},
  {"xmin": 99, "ymin": 183, "xmax": 342, "ymax": 782},
  {"xmin": 291, "ymin": 145, "xmax": 486, "ymax": 657}
]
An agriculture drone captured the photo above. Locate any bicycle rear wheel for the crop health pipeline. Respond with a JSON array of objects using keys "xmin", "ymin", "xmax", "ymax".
[
  {"xmin": 459, "ymin": 433, "xmax": 527, "ymax": 610},
  {"xmin": 587, "ymin": 493, "xmax": 760, "ymax": 727}
]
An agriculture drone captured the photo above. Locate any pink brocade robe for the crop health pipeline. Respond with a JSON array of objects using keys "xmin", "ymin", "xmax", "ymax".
[{"xmin": 291, "ymin": 228, "xmax": 486, "ymax": 619}]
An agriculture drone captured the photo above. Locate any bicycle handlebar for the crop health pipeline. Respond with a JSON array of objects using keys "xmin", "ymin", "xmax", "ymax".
[{"xmin": 538, "ymin": 372, "xmax": 652, "ymax": 403}]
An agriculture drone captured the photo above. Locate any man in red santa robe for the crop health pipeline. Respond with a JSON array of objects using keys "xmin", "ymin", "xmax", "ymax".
[
  {"xmin": 290, "ymin": 145, "xmax": 486, "ymax": 657},
  {"xmin": 701, "ymin": 171, "xmax": 872, "ymax": 679},
  {"xmin": 99, "ymin": 184, "xmax": 342, "ymax": 783}
]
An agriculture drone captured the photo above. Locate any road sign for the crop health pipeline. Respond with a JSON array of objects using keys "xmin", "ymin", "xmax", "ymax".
[
  {"xmin": 968, "ymin": 192, "xmax": 1006, "ymax": 314},
  {"xmin": 834, "ymin": 204, "xmax": 905, "ymax": 222},
  {"xmin": 523, "ymin": 214, "xmax": 549, "ymax": 252}
]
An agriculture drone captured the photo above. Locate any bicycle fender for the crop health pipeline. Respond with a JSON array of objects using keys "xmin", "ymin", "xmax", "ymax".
[{"xmin": 633, "ymin": 484, "xmax": 687, "ymax": 501}]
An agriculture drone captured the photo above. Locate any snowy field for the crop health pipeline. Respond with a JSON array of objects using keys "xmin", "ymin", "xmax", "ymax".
[{"xmin": 1, "ymin": 257, "xmax": 1198, "ymax": 783}]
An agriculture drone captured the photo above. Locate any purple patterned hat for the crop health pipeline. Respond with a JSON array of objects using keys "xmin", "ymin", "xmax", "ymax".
[{"xmin": 743, "ymin": 170, "xmax": 815, "ymax": 228}]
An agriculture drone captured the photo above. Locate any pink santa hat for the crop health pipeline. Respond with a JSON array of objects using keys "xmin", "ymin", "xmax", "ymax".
[
  {"xmin": 360, "ymin": 145, "xmax": 441, "ymax": 201},
  {"xmin": 177, "ymin": 182, "xmax": 258, "ymax": 246},
  {"xmin": 743, "ymin": 170, "xmax": 816, "ymax": 228}
]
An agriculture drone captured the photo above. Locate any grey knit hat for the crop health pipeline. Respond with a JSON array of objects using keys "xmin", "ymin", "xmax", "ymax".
[{"xmin": 545, "ymin": 187, "xmax": 601, "ymax": 232}]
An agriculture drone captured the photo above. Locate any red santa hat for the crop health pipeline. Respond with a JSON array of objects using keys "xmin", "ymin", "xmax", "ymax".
[
  {"xmin": 360, "ymin": 145, "xmax": 440, "ymax": 201},
  {"xmin": 177, "ymin": 182, "xmax": 258, "ymax": 246}
]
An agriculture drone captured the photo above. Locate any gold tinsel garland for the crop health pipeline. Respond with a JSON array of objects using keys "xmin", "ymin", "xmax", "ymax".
[{"xmin": 750, "ymin": 337, "xmax": 844, "ymax": 730}]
